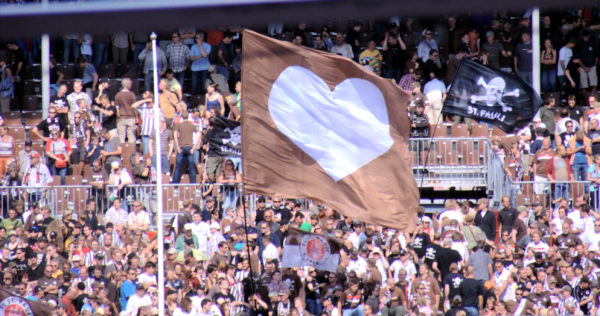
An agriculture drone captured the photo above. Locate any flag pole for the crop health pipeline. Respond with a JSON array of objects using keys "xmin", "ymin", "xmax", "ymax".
[
  {"xmin": 150, "ymin": 31, "xmax": 165, "ymax": 316},
  {"xmin": 531, "ymin": 7, "xmax": 541, "ymax": 95}
]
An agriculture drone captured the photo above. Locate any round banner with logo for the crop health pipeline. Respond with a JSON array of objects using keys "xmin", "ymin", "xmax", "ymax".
[
  {"xmin": 0, "ymin": 296, "xmax": 34, "ymax": 316},
  {"xmin": 299, "ymin": 234, "xmax": 331, "ymax": 266}
]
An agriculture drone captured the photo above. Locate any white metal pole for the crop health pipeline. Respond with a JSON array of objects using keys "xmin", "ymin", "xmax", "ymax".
[
  {"xmin": 150, "ymin": 32, "xmax": 165, "ymax": 316},
  {"xmin": 532, "ymin": 8, "xmax": 541, "ymax": 95},
  {"xmin": 41, "ymin": 0, "xmax": 49, "ymax": 118}
]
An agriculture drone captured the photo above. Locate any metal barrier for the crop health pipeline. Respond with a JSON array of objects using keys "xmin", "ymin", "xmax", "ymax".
[
  {"xmin": 410, "ymin": 137, "xmax": 488, "ymax": 190},
  {"xmin": 486, "ymin": 148, "xmax": 595, "ymax": 208},
  {"xmin": 0, "ymin": 183, "xmax": 244, "ymax": 218}
]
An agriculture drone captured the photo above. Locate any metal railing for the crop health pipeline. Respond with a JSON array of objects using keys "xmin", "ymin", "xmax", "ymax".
[
  {"xmin": 0, "ymin": 183, "xmax": 244, "ymax": 218},
  {"xmin": 409, "ymin": 137, "xmax": 488, "ymax": 190},
  {"xmin": 487, "ymin": 149, "xmax": 597, "ymax": 208}
]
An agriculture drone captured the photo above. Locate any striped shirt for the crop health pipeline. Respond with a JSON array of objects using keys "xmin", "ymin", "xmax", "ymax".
[{"xmin": 137, "ymin": 105, "xmax": 157, "ymax": 136}]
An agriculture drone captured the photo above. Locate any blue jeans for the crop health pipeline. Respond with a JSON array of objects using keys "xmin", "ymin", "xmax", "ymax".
[
  {"xmin": 191, "ymin": 70, "xmax": 208, "ymax": 95},
  {"xmin": 306, "ymin": 298, "xmax": 322, "ymax": 316},
  {"xmin": 554, "ymin": 182, "xmax": 569, "ymax": 202},
  {"xmin": 383, "ymin": 68, "xmax": 402, "ymax": 83},
  {"xmin": 93, "ymin": 42, "xmax": 109, "ymax": 66},
  {"xmin": 463, "ymin": 306, "xmax": 478, "ymax": 316},
  {"xmin": 63, "ymin": 38, "xmax": 80, "ymax": 64},
  {"xmin": 173, "ymin": 146, "xmax": 197, "ymax": 183},
  {"xmin": 144, "ymin": 71, "xmax": 155, "ymax": 93},
  {"xmin": 152, "ymin": 155, "xmax": 170, "ymax": 175},
  {"xmin": 517, "ymin": 71, "xmax": 532, "ymax": 85},
  {"xmin": 222, "ymin": 185, "xmax": 239, "ymax": 214},
  {"xmin": 174, "ymin": 72, "xmax": 185, "ymax": 91},
  {"xmin": 216, "ymin": 65, "xmax": 229, "ymax": 80},
  {"xmin": 50, "ymin": 164, "xmax": 67, "ymax": 185},
  {"xmin": 342, "ymin": 305, "xmax": 364, "ymax": 316},
  {"xmin": 572, "ymin": 162, "xmax": 588, "ymax": 181},
  {"xmin": 141, "ymin": 135, "xmax": 150, "ymax": 155},
  {"xmin": 541, "ymin": 69, "xmax": 557, "ymax": 92}
]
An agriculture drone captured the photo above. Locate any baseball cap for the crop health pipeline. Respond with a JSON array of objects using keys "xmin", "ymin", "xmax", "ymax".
[
  {"xmin": 184, "ymin": 223, "xmax": 193, "ymax": 231},
  {"xmin": 210, "ymin": 222, "xmax": 221, "ymax": 230},
  {"xmin": 31, "ymin": 152, "xmax": 40, "ymax": 159},
  {"xmin": 350, "ymin": 248, "xmax": 358, "ymax": 255},
  {"xmin": 485, "ymin": 30, "xmax": 494, "ymax": 37},
  {"xmin": 167, "ymin": 248, "xmax": 177, "ymax": 255},
  {"xmin": 136, "ymin": 283, "xmax": 145, "ymax": 290},
  {"xmin": 25, "ymin": 140, "xmax": 32, "ymax": 146},
  {"xmin": 111, "ymin": 161, "xmax": 120, "ymax": 169}
]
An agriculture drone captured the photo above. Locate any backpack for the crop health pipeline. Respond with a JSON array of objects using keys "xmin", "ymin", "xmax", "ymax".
[
  {"xmin": 208, "ymin": 44, "xmax": 220, "ymax": 65},
  {"xmin": 0, "ymin": 67, "xmax": 14, "ymax": 99}
]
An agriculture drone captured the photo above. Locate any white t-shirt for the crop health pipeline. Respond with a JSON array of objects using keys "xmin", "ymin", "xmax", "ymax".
[
  {"xmin": 557, "ymin": 46, "xmax": 572, "ymax": 76},
  {"xmin": 125, "ymin": 293, "xmax": 152, "ymax": 316},
  {"xmin": 191, "ymin": 221, "xmax": 210, "ymax": 253},
  {"xmin": 389, "ymin": 259, "xmax": 417, "ymax": 282}
]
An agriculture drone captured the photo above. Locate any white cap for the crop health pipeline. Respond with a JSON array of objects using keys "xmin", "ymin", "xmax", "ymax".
[
  {"xmin": 111, "ymin": 161, "xmax": 120, "ymax": 169},
  {"xmin": 184, "ymin": 223, "xmax": 193, "ymax": 231},
  {"xmin": 210, "ymin": 222, "xmax": 221, "ymax": 230}
]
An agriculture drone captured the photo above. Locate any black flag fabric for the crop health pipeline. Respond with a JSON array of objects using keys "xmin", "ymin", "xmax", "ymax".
[
  {"xmin": 207, "ymin": 116, "xmax": 241, "ymax": 157},
  {"xmin": 442, "ymin": 59, "xmax": 541, "ymax": 133}
]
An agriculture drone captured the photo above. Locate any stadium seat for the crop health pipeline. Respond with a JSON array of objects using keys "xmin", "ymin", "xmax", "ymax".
[
  {"xmin": 570, "ymin": 183, "xmax": 586, "ymax": 201},
  {"xmin": 492, "ymin": 126, "xmax": 506, "ymax": 137},
  {"xmin": 118, "ymin": 63, "xmax": 138, "ymax": 78},
  {"xmin": 65, "ymin": 175, "xmax": 83, "ymax": 186},
  {"xmin": 450, "ymin": 124, "xmax": 469, "ymax": 138},
  {"xmin": 58, "ymin": 63, "xmax": 76, "ymax": 79},
  {"xmin": 471, "ymin": 124, "xmax": 489, "ymax": 137},
  {"xmin": 24, "ymin": 80, "xmax": 40, "ymax": 95},
  {"xmin": 456, "ymin": 140, "xmax": 481, "ymax": 166},
  {"xmin": 7, "ymin": 126, "xmax": 26, "ymax": 141},
  {"xmin": 24, "ymin": 112, "xmax": 42, "ymax": 126},
  {"xmin": 438, "ymin": 140, "xmax": 458, "ymax": 166},
  {"xmin": 52, "ymin": 175, "xmax": 62, "ymax": 186},
  {"xmin": 420, "ymin": 149, "xmax": 439, "ymax": 166},
  {"xmin": 98, "ymin": 63, "xmax": 117, "ymax": 78},
  {"xmin": 190, "ymin": 95, "xmax": 205, "ymax": 109},
  {"xmin": 23, "ymin": 95, "xmax": 41, "ymax": 111},
  {"xmin": 3, "ymin": 112, "xmax": 22, "ymax": 126},
  {"xmin": 430, "ymin": 124, "xmax": 448, "ymax": 138}
]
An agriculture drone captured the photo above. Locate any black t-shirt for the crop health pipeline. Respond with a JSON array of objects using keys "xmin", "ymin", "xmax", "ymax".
[
  {"xmin": 423, "ymin": 243, "xmax": 441, "ymax": 270},
  {"xmin": 73, "ymin": 293, "xmax": 89, "ymax": 312},
  {"xmin": 436, "ymin": 247, "xmax": 462, "ymax": 280},
  {"xmin": 574, "ymin": 286, "xmax": 593, "ymax": 314},
  {"xmin": 410, "ymin": 233, "xmax": 431, "ymax": 258},
  {"xmin": 217, "ymin": 42, "xmax": 233, "ymax": 65},
  {"xmin": 589, "ymin": 129, "xmax": 600, "ymax": 156},
  {"xmin": 101, "ymin": 105, "xmax": 117, "ymax": 130},
  {"xmin": 460, "ymin": 278, "xmax": 484, "ymax": 308},
  {"xmin": 275, "ymin": 208, "xmax": 293, "ymax": 224},
  {"xmin": 50, "ymin": 96, "xmax": 69, "ymax": 124},
  {"xmin": 560, "ymin": 131, "xmax": 575, "ymax": 147},
  {"xmin": 498, "ymin": 207, "xmax": 518, "ymax": 231},
  {"xmin": 383, "ymin": 42, "xmax": 405, "ymax": 69},
  {"xmin": 346, "ymin": 29, "xmax": 361, "ymax": 55},
  {"xmin": 8, "ymin": 48, "xmax": 25, "ymax": 76},
  {"xmin": 528, "ymin": 291, "xmax": 551, "ymax": 308},
  {"xmin": 37, "ymin": 117, "xmax": 66, "ymax": 137},
  {"xmin": 575, "ymin": 40, "xmax": 599, "ymax": 67},
  {"xmin": 555, "ymin": 233, "xmax": 582, "ymax": 250},
  {"xmin": 569, "ymin": 106, "xmax": 584, "ymax": 122},
  {"xmin": 443, "ymin": 272, "xmax": 465, "ymax": 298}
]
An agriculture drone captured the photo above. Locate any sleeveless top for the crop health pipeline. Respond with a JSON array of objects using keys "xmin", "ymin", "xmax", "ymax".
[
  {"xmin": 206, "ymin": 95, "xmax": 221, "ymax": 112},
  {"xmin": 0, "ymin": 136, "xmax": 13, "ymax": 156},
  {"xmin": 542, "ymin": 50, "xmax": 555, "ymax": 71}
]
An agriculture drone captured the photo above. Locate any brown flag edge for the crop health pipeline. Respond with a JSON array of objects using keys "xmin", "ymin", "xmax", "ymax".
[{"xmin": 241, "ymin": 29, "xmax": 419, "ymax": 232}]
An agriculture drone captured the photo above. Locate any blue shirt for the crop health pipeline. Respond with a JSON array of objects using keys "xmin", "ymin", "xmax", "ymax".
[
  {"xmin": 588, "ymin": 164, "xmax": 600, "ymax": 192},
  {"xmin": 190, "ymin": 43, "xmax": 211, "ymax": 71},
  {"xmin": 120, "ymin": 280, "xmax": 136, "ymax": 310},
  {"xmin": 82, "ymin": 64, "xmax": 97, "ymax": 86}
]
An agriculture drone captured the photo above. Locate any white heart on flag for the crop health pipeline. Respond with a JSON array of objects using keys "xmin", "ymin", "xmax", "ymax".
[{"xmin": 268, "ymin": 66, "xmax": 394, "ymax": 182}]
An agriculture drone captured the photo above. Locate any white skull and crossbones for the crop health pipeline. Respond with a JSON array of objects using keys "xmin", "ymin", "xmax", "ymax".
[{"xmin": 470, "ymin": 76, "xmax": 520, "ymax": 112}]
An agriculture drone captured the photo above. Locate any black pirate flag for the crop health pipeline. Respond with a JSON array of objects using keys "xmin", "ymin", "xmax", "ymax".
[{"xmin": 443, "ymin": 59, "xmax": 541, "ymax": 133}]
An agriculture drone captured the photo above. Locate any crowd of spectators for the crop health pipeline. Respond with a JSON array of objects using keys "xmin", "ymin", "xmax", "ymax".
[{"xmin": 0, "ymin": 8, "xmax": 600, "ymax": 316}]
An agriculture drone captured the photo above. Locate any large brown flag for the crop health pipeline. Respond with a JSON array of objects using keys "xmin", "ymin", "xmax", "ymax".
[{"xmin": 241, "ymin": 30, "xmax": 419, "ymax": 231}]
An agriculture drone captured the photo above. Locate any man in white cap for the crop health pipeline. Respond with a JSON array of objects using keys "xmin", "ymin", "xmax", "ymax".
[
  {"xmin": 107, "ymin": 161, "xmax": 133, "ymax": 205},
  {"xmin": 175, "ymin": 223, "xmax": 199, "ymax": 253},
  {"xmin": 104, "ymin": 198, "xmax": 128, "ymax": 226},
  {"xmin": 207, "ymin": 222, "xmax": 224, "ymax": 258}
]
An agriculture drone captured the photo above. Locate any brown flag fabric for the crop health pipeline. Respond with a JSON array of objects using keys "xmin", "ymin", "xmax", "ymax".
[
  {"xmin": 241, "ymin": 29, "xmax": 419, "ymax": 231},
  {"xmin": 0, "ymin": 289, "xmax": 53, "ymax": 315}
]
